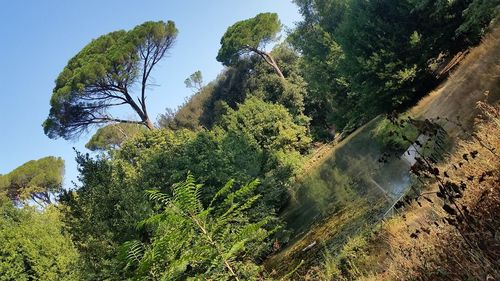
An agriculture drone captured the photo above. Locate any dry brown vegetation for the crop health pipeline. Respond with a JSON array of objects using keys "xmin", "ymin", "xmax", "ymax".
[
  {"xmin": 372, "ymin": 102, "xmax": 498, "ymax": 280},
  {"xmin": 305, "ymin": 102, "xmax": 499, "ymax": 281},
  {"xmin": 411, "ymin": 25, "xmax": 500, "ymax": 137}
]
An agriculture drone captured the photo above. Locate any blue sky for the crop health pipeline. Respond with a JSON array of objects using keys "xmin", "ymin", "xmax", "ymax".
[{"xmin": 0, "ymin": 1, "xmax": 302, "ymax": 187}]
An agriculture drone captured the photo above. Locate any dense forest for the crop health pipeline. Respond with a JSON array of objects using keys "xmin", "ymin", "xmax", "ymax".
[{"xmin": 1, "ymin": 0, "xmax": 499, "ymax": 280}]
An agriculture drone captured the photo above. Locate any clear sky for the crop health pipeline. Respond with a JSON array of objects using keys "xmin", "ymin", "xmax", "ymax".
[{"xmin": 0, "ymin": 1, "xmax": 302, "ymax": 187}]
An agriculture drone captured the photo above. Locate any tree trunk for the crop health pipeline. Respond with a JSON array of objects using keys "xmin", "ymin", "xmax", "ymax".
[
  {"xmin": 121, "ymin": 90, "xmax": 156, "ymax": 130},
  {"xmin": 265, "ymin": 53, "xmax": 285, "ymax": 80},
  {"xmin": 144, "ymin": 118, "xmax": 155, "ymax": 130},
  {"xmin": 245, "ymin": 45, "xmax": 285, "ymax": 80}
]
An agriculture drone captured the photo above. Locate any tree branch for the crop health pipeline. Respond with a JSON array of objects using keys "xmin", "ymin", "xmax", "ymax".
[
  {"xmin": 93, "ymin": 117, "xmax": 145, "ymax": 125},
  {"xmin": 243, "ymin": 45, "xmax": 285, "ymax": 79}
]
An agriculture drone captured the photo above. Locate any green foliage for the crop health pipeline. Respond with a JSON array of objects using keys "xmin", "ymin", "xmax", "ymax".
[
  {"xmin": 0, "ymin": 156, "xmax": 64, "ymax": 206},
  {"xmin": 114, "ymin": 128, "xmax": 277, "ymax": 210},
  {"xmin": 291, "ymin": 0, "xmax": 498, "ymax": 137},
  {"xmin": 217, "ymin": 13, "xmax": 281, "ymax": 66},
  {"xmin": 336, "ymin": 0, "xmax": 431, "ymax": 116},
  {"xmin": 289, "ymin": 0, "xmax": 353, "ymax": 137},
  {"xmin": 184, "ymin": 70, "xmax": 204, "ymax": 92},
  {"xmin": 221, "ymin": 97, "xmax": 310, "ymax": 153},
  {"xmin": 59, "ymin": 151, "xmax": 153, "ymax": 280},
  {"xmin": 411, "ymin": 0, "xmax": 499, "ymax": 53},
  {"xmin": 245, "ymin": 44, "xmax": 307, "ymax": 115},
  {"xmin": 457, "ymin": 0, "xmax": 500, "ymax": 43},
  {"xmin": 371, "ymin": 116, "xmax": 419, "ymax": 151},
  {"xmin": 85, "ymin": 123, "xmax": 145, "ymax": 151},
  {"xmin": 44, "ymin": 21, "xmax": 178, "ymax": 139},
  {"xmin": 124, "ymin": 174, "xmax": 276, "ymax": 280},
  {"xmin": 0, "ymin": 196, "xmax": 79, "ymax": 280},
  {"xmin": 219, "ymin": 98, "xmax": 311, "ymax": 208},
  {"xmin": 158, "ymin": 94, "xmax": 311, "ymax": 207}
]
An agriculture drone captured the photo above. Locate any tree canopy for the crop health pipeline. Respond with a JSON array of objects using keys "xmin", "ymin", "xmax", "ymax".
[
  {"xmin": 0, "ymin": 156, "xmax": 64, "ymax": 206},
  {"xmin": 85, "ymin": 123, "xmax": 145, "ymax": 151},
  {"xmin": 43, "ymin": 20, "xmax": 178, "ymax": 139},
  {"xmin": 0, "ymin": 197, "xmax": 80, "ymax": 281},
  {"xmin": 217, "ymin": 13, "xmax": 285, "ymax": 79}
]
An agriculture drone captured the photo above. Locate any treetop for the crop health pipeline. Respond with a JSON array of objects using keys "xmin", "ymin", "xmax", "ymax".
[
  {"xmin": 216, "ymin": 13, "xmax": 281, "ymax": 66},
  {"xmin": 44, "ymin": 20, "xmax": 178, "ymax": 139}
]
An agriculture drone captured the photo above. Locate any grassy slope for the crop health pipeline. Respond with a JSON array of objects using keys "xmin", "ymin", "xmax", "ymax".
[
  {"xmin": 312, "ymin": 102, "xmax": 499, "ymax": 281},
  {"xmin": 411, "ymin": 25, "xmax": 500, "ymax": 135},
  {"xmin": 341, "ymin": 26, "xmax": 500, "ymax": 280},
  {"xmin": 265, "ymin": 25, "xmax": 500, "ymax": 280}
]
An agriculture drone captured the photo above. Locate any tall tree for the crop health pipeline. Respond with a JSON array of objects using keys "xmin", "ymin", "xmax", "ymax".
[
  {"xmin": 0, "ymin": 156, "xmax": 64, "ymax": 206},
  {"xmin": 290, "ymin": 0, "xmax": 353, "ymax": 136},
  {"xmin": 217, "ymin": 13, "xmax": 285, "ymax": 79},
  {"xmin": 43, "ymin": 21, "xmax": 178, "ymax": 139},
  {"xmin": 336, "ymin": 0, "xmax": 426, "ymax": 115}
]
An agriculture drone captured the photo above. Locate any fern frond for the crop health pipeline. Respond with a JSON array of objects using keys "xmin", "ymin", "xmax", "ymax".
[
  {"xmin": 237, "ymin": 219, "xmax": 270, "ymax": 241},
  {"xmin": 123, "ymin": 240, "xmax": 145, "ymax": 264},
  {"xmin": 234, "ymin": 179, "xmax": 260, "ymax": 199},
  {"xmin": 145, "ymin": 189, "xmax": 171, "ymax": 206},
  {"xmin": 127, "ymin": 175, "xmax": 273, "ymax": 280},
  {"xmin": 233, "ymin": 194, "xmax": 261, "ymax": 215},
  {"xmin": 209, "ymin": 179, "xmax": 235, "ymax": 208},
  {"xmin": 136, "ymin": 213, "xmax": 166, "ymax": 230},
  {"xmin": 222, "ymin": 240, "xmax": 248, "ymax": 261},
  {"xmin": 172, "ymin": 173, "xmax": 203, "ymax": 215},
  {"xmin": 220, "ymin": 179, "xmax": 260, "ymax": 208}
]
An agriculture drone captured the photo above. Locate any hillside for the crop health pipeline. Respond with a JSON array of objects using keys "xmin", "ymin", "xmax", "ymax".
[
  {"xmin": 264, "ymin": 24, "xmax": 500, "ymax": 280},
  {"xmin": 411, "ymin": 25, "xmax": 500, "ymax": 134}
]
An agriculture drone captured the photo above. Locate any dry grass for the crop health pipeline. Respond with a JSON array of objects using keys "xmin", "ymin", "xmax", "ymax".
[
  {"xmin": 372, "ymin": 102, "xmax": 499, "ymax": 280},
  {"xmin": 310, "ymin": 102, "xmax": 500, "ymax": 281},
  {"xmin": 411, "ymin": 25, "xmax": 500, "ymax": 137}
]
